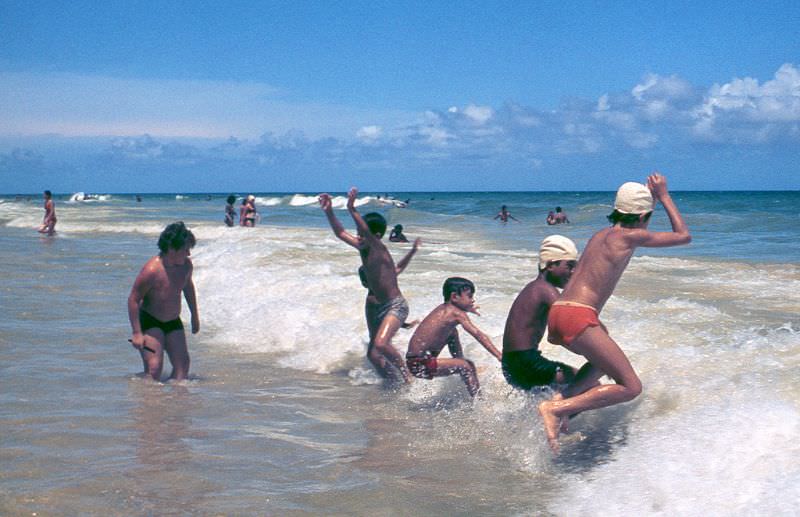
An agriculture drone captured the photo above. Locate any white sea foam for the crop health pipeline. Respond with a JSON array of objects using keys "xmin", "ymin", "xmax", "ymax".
[{"xmin": 547, "ymin": 398, "xmax": 800, "ymax": 516}]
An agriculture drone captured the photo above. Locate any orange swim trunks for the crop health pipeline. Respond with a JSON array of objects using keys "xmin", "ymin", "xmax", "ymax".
[{"xmin": 547, "ymin": 301, "xmax": 603, "ymax": 346}]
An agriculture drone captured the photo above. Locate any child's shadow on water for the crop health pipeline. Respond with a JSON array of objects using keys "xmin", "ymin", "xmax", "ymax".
[{"xmin": 553, "ymin": 398, "xmax": 642, "ymax": 472}]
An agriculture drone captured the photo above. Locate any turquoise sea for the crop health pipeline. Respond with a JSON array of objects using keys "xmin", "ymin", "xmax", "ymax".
[{"xmin": 1, "ymin": 190, "xmax": 798, "ymax": 515}]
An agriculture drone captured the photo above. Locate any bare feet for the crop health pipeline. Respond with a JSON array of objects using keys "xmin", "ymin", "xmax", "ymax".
[
  {"xmin": 538, "ymin": 400, "xmax": 561, "ymax": 453},
  {"xmin": 551, "ymin": 393, "xmax": 570, "ymax": 433}
]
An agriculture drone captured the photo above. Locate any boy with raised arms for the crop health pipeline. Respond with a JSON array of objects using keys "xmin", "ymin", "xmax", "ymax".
[
  {"xmin": 538, "ymin": 173, "xmax": 690, "ymax": 452},
  {"xmin": 128, "ymin": 221, "xmax": 200, "ymax": 381},
  {"xmin": 502, "ymin": 235, "xmax": 580, "ymax": 390},
  {"xmin": 406, "ymin": 277, "xmax": 502, "ymax": 397},
  {"xmin": 319, "ymin": 187, "xmax": 413, "ymax": 383}
]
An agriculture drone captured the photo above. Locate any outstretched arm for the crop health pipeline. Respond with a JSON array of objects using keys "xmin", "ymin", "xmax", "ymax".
[
  {"xmin": 635, "ymin": 173, "xmax": 692, "ymax": 248},
  {"xmin": 346, "ymin": 187, "xmax": 373, "ymax": 240},
  {"xmin": 395, "ymin": 238, "xmax": 421, "ymax": 274},
  {"xmin": 319, "ymin": 193, "xmax": 360, "ymax": 248},
  {"xmin": 457, "ymin": 313, "xmax": 502, "ymax": 361},
  {"xmin": 446, "ymin": 330, "xmax": 464, "ymax": 359}
]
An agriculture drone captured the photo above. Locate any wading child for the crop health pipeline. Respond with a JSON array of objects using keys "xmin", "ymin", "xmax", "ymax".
[
  {"xmin": 38, "ymin": 190, "xmax": 57, "ymax": 235},
  {"xmin": 406, "ymin": 277, "xmax": 502, "ymax": 397},
  {"xmin": 502, "ymin": 235, "xmax": 580, "ymax": 390},
  {"xmin": 359, "ymin": 236, "xmax": 422, "ymax": 341},
  {"xmin": 128, "ymin": 221, "xmax": 200, "ymax": 381},
  {"xmin": 319, "ymin": 187, "xmax": 412, "ymax": 383},
  {"xmin": 538, "ymin": 173, "xmax": 690, "ymax": 452}
]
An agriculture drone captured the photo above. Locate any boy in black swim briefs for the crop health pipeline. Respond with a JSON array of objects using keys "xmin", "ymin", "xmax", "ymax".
[
  {"xmin": 502, "ymin": 235, "xmax": 580, "ymax": 390},
  {"xmin": 128, "ymin": 221, "xmax": 200, "ymax": 381}
]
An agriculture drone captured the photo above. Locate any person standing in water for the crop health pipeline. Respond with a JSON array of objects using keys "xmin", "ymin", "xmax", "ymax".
[
  {"xmin": 127, "ymin": 222, "xmax": 200, "ymax": 381},
  {"xmin": 38, "ymin": 190, "xmax": 57, "ymax": 235},
  {"xmin": 502, "ymin": 235, "xmax": 581, "ymax": 391},
  {"xmin": 494, "ymin": 205, "xmax": 519, "ymax": 223},
  {"xmin": 538, "ymin": 173, "xmax": 690, "ymax": 452},
  {"xmin": 224, "ymin": 195, "xmax": 237, "ymax": 227},
  {"xmin": 319, "ymin": 187, "xmax": 413, "ymax": 383}
]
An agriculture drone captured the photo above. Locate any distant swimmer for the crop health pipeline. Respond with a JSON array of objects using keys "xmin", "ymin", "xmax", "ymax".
[
  {"xmin": 494, "ymin": 205, "xmax": 519, "ymax": 223},
  {"xmin": 319, "ymin": 187, "xmax": 413, "ymax": 383},
  {"xmin": 538, "ymin": 173, "xmax": 691, "ymax": 452},
  {"xmin": 38, "ymin": 190, "xmax": 57, "ymax": 235},
  {"xmin": 127, "ymin": 222, "xmax": 200, "ymax": 381},
  {"xmin": 241, "ymin": 195, "xmax": 258, "ymax": 227},
  {"xmin": 389, "ymin": 224, "xmax": 409, "ymax": 243},
  {"xmin": 502, "ymin": 236, "xmax": 584, "ymax": 391},
  {"xmin": 224, "ymin": 195, "xmax": 237, "ymax": 227},
  {"xmin": 546, "ymin": 206, "xmax": 570, "ymax": 225},
  {"xmin": 406, "ymin": 277, "xmax": 502, "ymax": 397}
]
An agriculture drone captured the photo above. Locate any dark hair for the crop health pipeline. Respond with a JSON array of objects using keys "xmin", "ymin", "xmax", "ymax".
[
  {"xmin": 363, "ymin": 212, "xmax": 387, "ymax": 237},
  {"xmin": 158, "ymin": 221, "xmax": 196, "ymax": 254},
  {"xmin": 443, "ymin": 277, "xmax": 475, "ymax": 301},
  {"xmin": 44, "ymin": 190, "xmax": 52, "ymax": 198},
  {"xmin": 607, "ymin": 209, "xmax": 652, "ymax": 227},
  {"xmin": 393, "ymin": 224, "xmax": 403, "ymax": 231},
  {"xmin": 226, "ymin": 195, "xmax": 236, "ymax": 204},
  {"xmin": 555, "ymin": 206, "xmax": 562, "ymax": 212}
]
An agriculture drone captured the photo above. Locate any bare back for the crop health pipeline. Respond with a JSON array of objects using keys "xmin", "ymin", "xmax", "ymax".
[
  {"xmin": 407, "ymin": 303, "xmax": 461, "ymax": 357},
  {"xmin": 503, "ymin": 277, "xmax": 558, "ymax": 353},
  {"xmin": 559, "ymin": 226, "xmax": 637, "ymax": 312},
  {"xmin": 359, "ymin": 239, "xmax": 401, "ymax": 303},
  {"xmin": 137, "ymin": 256, "xmax": 193, "ymax": 320}
]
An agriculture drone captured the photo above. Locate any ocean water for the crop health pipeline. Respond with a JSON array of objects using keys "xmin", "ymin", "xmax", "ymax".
[{"xmin": 1, "ymin": 190, "xmax": 798, "ymax": 516}]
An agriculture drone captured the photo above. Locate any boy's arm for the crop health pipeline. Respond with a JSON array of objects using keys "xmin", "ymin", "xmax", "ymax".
[
  {"xmin": 456, "ymin": 313, "xmax": 502, "ymax": 361},
  {"xmin": 346, "ymin": 187, "xmax": 374, "ymax": 241},
  {"xmin": 127, "ymin": 267, "xmax": 151, "ymax": 348},
  {"xmin": 446, "ymin": 330, "xmax": 464, "ymax": 359},
  {"xmin": 395, "ymin": 238, "xmax": 421, "ymax": 274},
  {"xmin": 634, "ymin": 173, "xmax": 692, "ymax": 248},
  {"xmin": 183, "ymin": 262, "xmax": 200, "ymax": 334},
  {"xmin": 319, "ymin": 193, "xmax": 360, "ymax": 248}
]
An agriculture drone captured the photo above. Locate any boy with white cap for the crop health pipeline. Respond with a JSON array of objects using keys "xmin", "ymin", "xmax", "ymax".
[
  {"xmin": 502, "ymin": 235, "xmax": 580, "ymax": 390},
  {"xmin": 538, "ymin": 172, "xmax": 690, "ymax": 452}
]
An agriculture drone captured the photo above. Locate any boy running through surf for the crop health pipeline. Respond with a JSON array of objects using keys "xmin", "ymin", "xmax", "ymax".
[
  {"xmin": 319, "ymin": 187, "xmax": 412, "ymax": 383},
  {"xmin": 406, "ymin": 277, "xmax": 502, "ymax": 396},
  {"xmin": 502, "ymin": 235, "xmax": 580, "ymax": 390},
  {"xmin": 538, "ymin": 173, "xmax": 691, "ymax": 452},
  {"xmin": 127, "ymin": 221, "xmax": 200, "ymax": 381}
]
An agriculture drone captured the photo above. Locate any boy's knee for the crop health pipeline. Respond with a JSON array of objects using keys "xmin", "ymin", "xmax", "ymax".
[{"xmin": 624, "ymin": 377, "xmax": 643, "ymax": 400}]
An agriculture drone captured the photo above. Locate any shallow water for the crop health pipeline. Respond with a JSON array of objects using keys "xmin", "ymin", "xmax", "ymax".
[{"xmin": 1, "ymin": 191, "xmax": 799, "ymax": 515}]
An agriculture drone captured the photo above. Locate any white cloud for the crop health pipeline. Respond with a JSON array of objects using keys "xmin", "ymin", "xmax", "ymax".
[
  {"xmin": 356, "ymin": 125, "xmax": 382, "ymax": 141},
  {"xmin": 462, "ymin": 104, "xmax": 494, "ymax": 124},
  {"xmin": 693, "ymin": 63, "xmax": 800, "ymax": 140}
]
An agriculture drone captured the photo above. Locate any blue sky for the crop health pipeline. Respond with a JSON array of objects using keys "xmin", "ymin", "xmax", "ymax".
[{"xmin": 1, "ymin": 0, "xmax": 798, "ymax": 193}]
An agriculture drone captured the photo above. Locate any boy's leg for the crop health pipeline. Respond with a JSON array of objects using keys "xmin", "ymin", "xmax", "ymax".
[
  {"xmin": 164, "ymin": 330, "xmax": 190, "ymax": 381},
  {"xmin": 538, "ymin": 325, "xmax": 642, "ymax": 451},
  {"xmin": 372, "ymin": 314, "xmax": 409, "ymax": 382},
  {"xmin": 142, "ymin": 329, "xmax": 166, "ymax": 380},
  {"xmin": 434, "ymin": 357, "xmax": 479, "ymax": 397}
]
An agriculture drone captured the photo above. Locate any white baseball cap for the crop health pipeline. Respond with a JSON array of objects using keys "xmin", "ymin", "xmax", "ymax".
[
  {"xmin": 539, "ymin": 235, "xmax": 578, "ymax": 270},
  {"xmin": 614, "ymin": 182, "xmax": 654, "ymax": 214}
]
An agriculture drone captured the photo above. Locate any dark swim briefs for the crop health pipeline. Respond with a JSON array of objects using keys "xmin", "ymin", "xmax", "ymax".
[
  {"xmin": 139, "ymin": 310, "xmax": 184, "ymax": 335},
  {"xmin": 502, "ymin": 348, "xmax": 573, "ymax": 389},
  {"xmin": 406, "ymin": 352, "xmax": 438, "ymax": 379}
]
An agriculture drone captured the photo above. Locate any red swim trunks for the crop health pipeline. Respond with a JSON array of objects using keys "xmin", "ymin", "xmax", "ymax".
[
  {"xmin": 547, "ymin": 301, "xmax": 603, "ymax": 346},
  {"xmin": 406, "ymin": 353, "xmax": 438, "ymax": 379}
]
